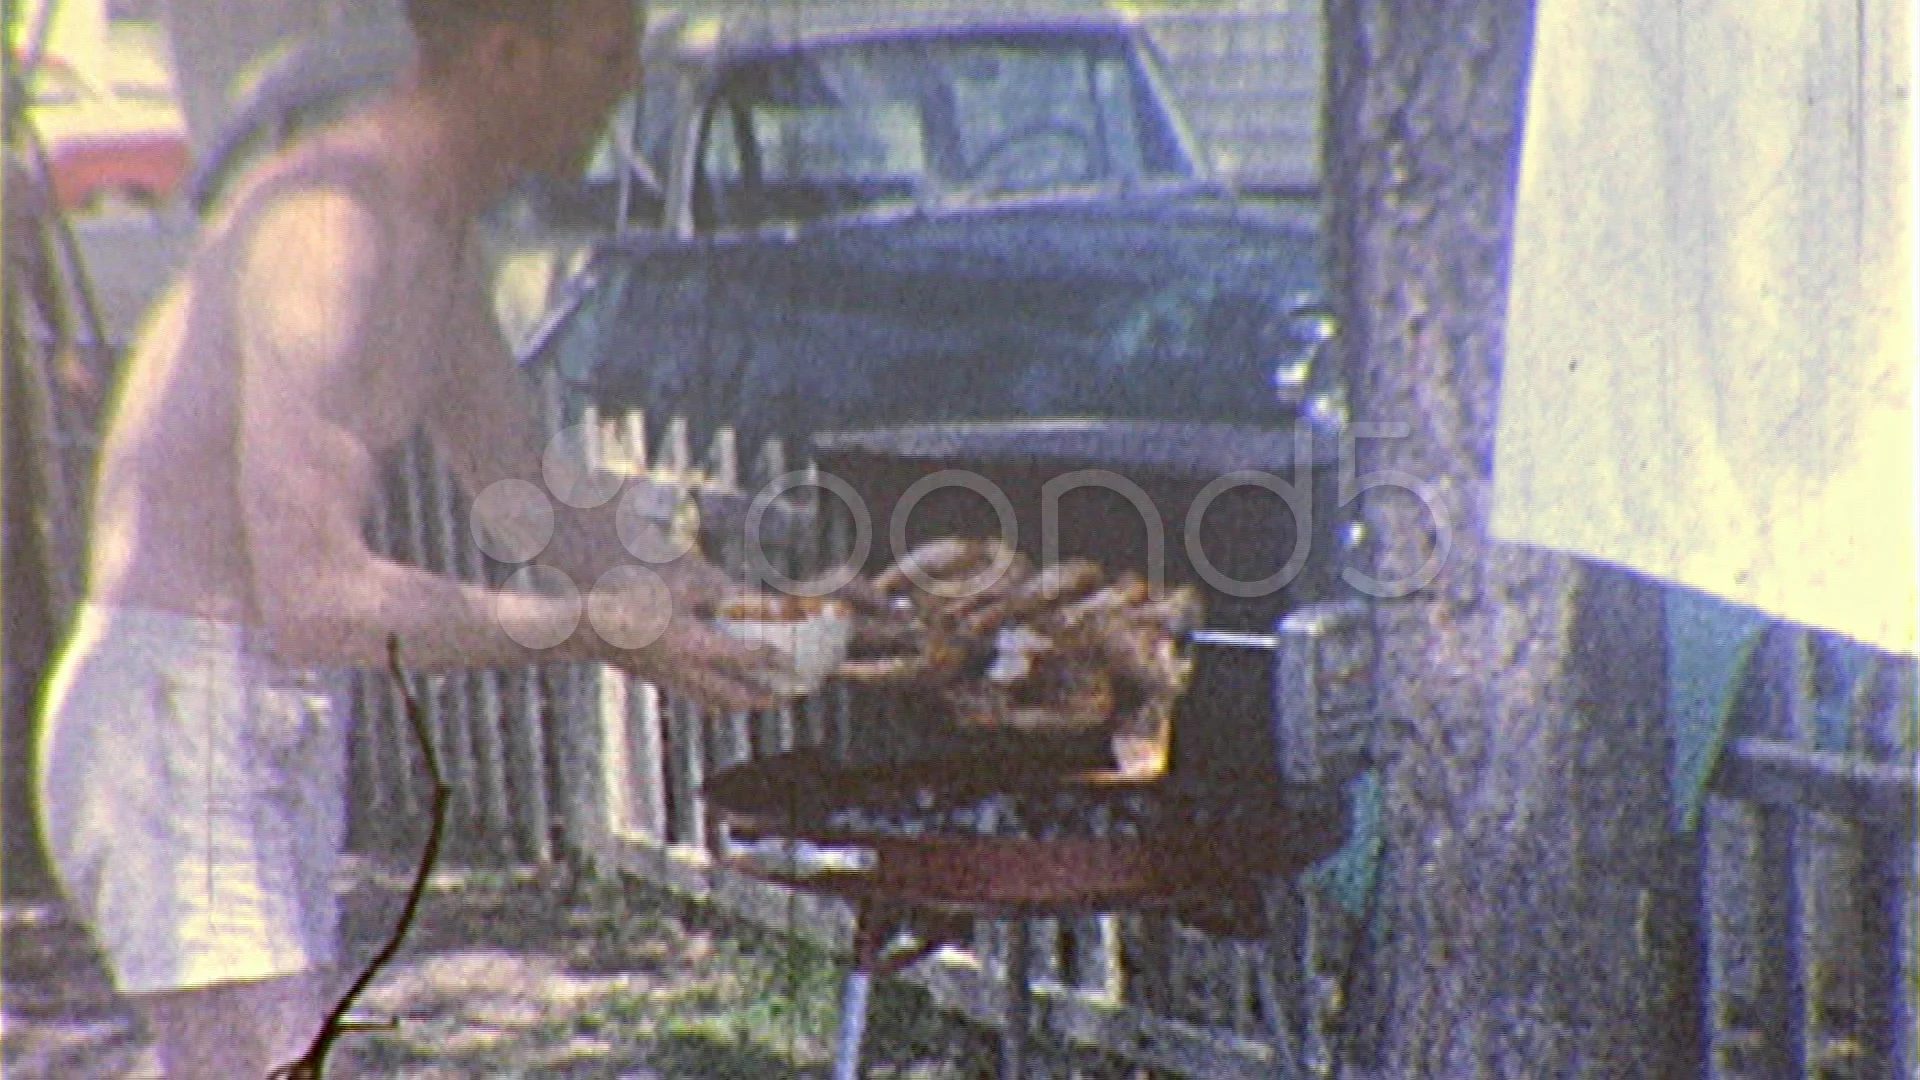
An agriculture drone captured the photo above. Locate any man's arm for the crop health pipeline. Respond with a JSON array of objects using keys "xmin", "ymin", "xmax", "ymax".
[
  {"xmin": 234, "ymin": 190, "xmax": 602, "ymax": 669},
  {"xmin": 233, "ymin": 192, "xmax": 778, "ymax": 706}
]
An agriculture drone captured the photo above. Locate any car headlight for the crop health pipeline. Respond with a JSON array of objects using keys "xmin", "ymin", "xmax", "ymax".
[{"xmin": 1271, "ymin": 302, "xmax": 1338, "ymax": 404}]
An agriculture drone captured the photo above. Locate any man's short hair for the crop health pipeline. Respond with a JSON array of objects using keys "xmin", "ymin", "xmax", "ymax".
[{"xmin": 403, "ymin": 0, "xmax": 567, "ymax": 65}]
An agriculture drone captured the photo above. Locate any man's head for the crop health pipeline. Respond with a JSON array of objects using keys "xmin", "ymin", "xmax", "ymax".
[{"xmin": 403, "ymin": 0, "xmax": 640, "ymax": 176}]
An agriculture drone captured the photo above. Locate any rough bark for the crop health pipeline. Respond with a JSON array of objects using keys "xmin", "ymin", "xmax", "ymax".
[{"xmin": 1324, "ymin": 2, "xmax": 1702, "ymax": 1075}]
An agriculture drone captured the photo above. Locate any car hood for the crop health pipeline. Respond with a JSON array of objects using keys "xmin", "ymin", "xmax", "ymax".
[
  {"xmin": 30, "ymin": 98, "xmax": 184, "ymax": 143},
  {"xmin": 550, "ymin": 193, "xmax": 1326, "ymax": 449}
]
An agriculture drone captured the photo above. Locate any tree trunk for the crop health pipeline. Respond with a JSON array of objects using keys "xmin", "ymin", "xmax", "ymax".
[{"xmin": 1324, "ymin": 2, "xmax": 1703, "ymax": 1075}]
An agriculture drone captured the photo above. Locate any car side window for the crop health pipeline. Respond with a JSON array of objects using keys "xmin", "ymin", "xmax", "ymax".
[
  {"xmin": 703, "ymin": 102, "xmax": 744, "ymax": 183},
  {"xmin": 1091, "ymin": 58, "xmax": 1142, "ymax": 182},
  {"xmin": 579, "ymin": 95, "xmax": 666, "ymax": 229}
]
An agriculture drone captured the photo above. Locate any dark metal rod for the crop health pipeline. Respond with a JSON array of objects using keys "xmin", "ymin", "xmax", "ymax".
[
  {"xmin": 1187, "ymin": 629, "xmax": 1281, "ymax": 650},
  {"xmin": 1002, "ymin": 919, "xmax": 1033, "ymax": 1080}
]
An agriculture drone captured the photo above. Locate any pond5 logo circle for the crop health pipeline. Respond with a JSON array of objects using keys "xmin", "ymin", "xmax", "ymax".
[{"xmin": 468, "ymin": 424, "xmax": 698, "ymax": 651}]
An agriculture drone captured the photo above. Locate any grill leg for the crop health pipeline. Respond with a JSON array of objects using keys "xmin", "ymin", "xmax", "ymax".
[
  {"xmin": 837, "ymin": 900, "xmax": 940, "ymax": 1080},
  {"xmin": 833, "ymin": 968, "xmax": 873, "ymax": 1080},
  {"xmin": 834, "ymin": 903, "xmax": 889, "ymax": 1080},
  {"xmin": 1001, "ymin": 919, "xmax": 1033, "ymax": 1080}
]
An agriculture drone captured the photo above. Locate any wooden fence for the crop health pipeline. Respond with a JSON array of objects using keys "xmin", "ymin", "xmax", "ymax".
[{"xmin": 1701, "ymin": 632, "xmax": 1918, "ymax": 1080}]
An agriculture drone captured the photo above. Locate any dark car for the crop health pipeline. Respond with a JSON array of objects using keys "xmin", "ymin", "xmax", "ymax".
[{"xmin": 529, "ymin": 3, "xmax": 1342, "ymax": 455}]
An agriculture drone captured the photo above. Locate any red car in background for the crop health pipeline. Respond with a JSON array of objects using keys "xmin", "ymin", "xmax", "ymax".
[{"xmin": 26, "ymin": 53, "xmax": 188, "ymax": 211}]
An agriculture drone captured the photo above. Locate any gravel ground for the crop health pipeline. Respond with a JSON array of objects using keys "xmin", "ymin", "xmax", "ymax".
[{"xmin": 2, "ymin": 856, "xmax": 1017, "ymax": 1079}]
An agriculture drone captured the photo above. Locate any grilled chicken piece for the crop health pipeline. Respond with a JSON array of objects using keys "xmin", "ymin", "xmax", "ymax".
[
  {"xmin": 837, "ymin": 541, "xmax": 1196, "ymax": 778},
  {"xmin": 1108, "ymin": 629, "xmax": 1192, "ymax": 695},
  {"xmin": 939, "ymin": 548, "xmax": 1034, "ymax": 622},
  {"xmin": 1047, "ymin": 611, "xmax": 1183, "ymax": 693},
  {"xmin": 876, "ymin": 542, "xmax": 1020, "ymax": 621},
  {"xmin": 871, "ymin": 538, "xmax": 993, "ymax": 593},
  {"xmin": 1051, "ymin": 575, "xmax": 1151, "ymax": 629},
  {"xmin": 919, "ymin": 624, "xmax": 988, "ymax": 685},
  {"xmin": 960, "ymin": 558, "xmax": 1105, "ymax": 635},
  {"xmin": 848, "ymin": 616, "xmax": 927, "ymax": 654},
  {"xmin": 1111, "ymin": 701, "xmax": 1175, "ymax": 776},
  {"xmin": 831, "ymin": 575, "xmax": 905, "ymax": 619},
  {"xmin": 836, "ymin": 654, "xmax": 931, "ymax": 682},
  {"xmin": 1024, "ymin": 647, "xmax": 1117, "ymax": 716},
  {"xmin": 1124, "ymin": 586, "xmax": 1205, "ymax": 635}
]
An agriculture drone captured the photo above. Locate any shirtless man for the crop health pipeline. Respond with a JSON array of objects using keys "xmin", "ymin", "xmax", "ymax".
[{"xmin": 37, "ymin": 1, "xmax": 786, "ymax": 1076}]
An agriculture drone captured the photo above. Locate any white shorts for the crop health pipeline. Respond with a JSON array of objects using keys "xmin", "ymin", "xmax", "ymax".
[{"xmin": 39, "ymin": 604, "xmax": 349, "ymax": 994}]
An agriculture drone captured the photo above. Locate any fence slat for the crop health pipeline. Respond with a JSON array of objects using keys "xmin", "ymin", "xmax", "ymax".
[
  {"xmin": 662, "ymin": 416, "xmax": 692, "ymax": 474},
  {"xmin": 1070, "ymin": 916, "xmax": 1122, "ymax": 1001},
  {"xmin": 755, "ymin": 704, "xmax": 796, "ymax": 759},
  {"xmin": 1753, "ymin": 805, "xmax": 1809, "ymax": 1080},
  {"xmin": 560, "ymin": 664, "xmax": 631, "ymax": 868},
  {"xmin": 382, "ymin": 674, "xmax": 422, "ymax": 822},
  {"xmin": 1229, "ymin": 942, "xmax": 1257, "ymax": 1034},
  {"xmin": 1125, "ymin": 916, "xmax": 1175, "ymax": 1016},
  {"xmin": 621, "ymin": 410, "xmax": 648, "ymax": 472},
  {"xmin": 421, "ymin": 445, "xmax": 487, "ymax": 846},
  {"xmin": 347, "ymin": 460, "xmax": 395, "ymax": 848},
  {"xmin": 469, "ymin": 670, "xmax": 518, "ymax": 861},
  {"xmin": 509, "ymin": 667, "xmax": 553, "ymax": 863},
  {"xmin": 711, "ymin": 709, "xmax": 753, "ymax": 773},
  {"xmin": 370, "ymin": 464, "xmax": 420, "ymax": 830},
  {"xmin": 626, "ymin": 677, "xmax": 669, "ymax": 843},
  {"xmin": 1859, "ymin": 820, "xmax": 1916, "ymax": 1077},
  {"xmin": 343, "ymin": 676, "xmax": 383, "ymax": 851},
  {"xmin": 668, "ymin": 695, "xmax": 707, "ymax": 849},
  {"xmin": 708, "ymin": 427, "xmax": 739, "ymax": 492},
  {"xmin": 1750, "ymin": 632, "xmax": 1812, "ymax": 1080},
  {"xmin": 396, "ymin": 440, "xmax": 468, "ymax": 841},
  {"xmin": 546, "ymin": 665, "xmax": 586, "ymax": 858}
]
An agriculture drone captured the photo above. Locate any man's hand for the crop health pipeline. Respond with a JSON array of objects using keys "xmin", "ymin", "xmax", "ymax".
[{"xmin": 585, "ymin": 551, "xmax": 794, "ymax": 711}]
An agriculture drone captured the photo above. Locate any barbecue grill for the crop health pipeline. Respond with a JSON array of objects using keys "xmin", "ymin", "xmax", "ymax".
[{"xmin": 706, "ymin": 420, "xmax": 1379, "ymax": 1079}]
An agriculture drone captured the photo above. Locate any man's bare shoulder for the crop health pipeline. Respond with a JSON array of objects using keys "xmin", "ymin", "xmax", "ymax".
[
  {"xmin": 208, "ymin": 127, "xmax": 403, "ymax": 244},
  {"xmin": 225, "ymin": 186, "xmax": 396, "ymax": 386},
  {"xmin": 213, "ymin": 133, "xmax": 426, "ymax": 354}
]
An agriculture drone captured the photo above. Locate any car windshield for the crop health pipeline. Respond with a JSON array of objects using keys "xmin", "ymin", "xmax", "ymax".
[{"xmin": 695, "ymin": 30, "xmax": 1199, "ymax": 228}]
